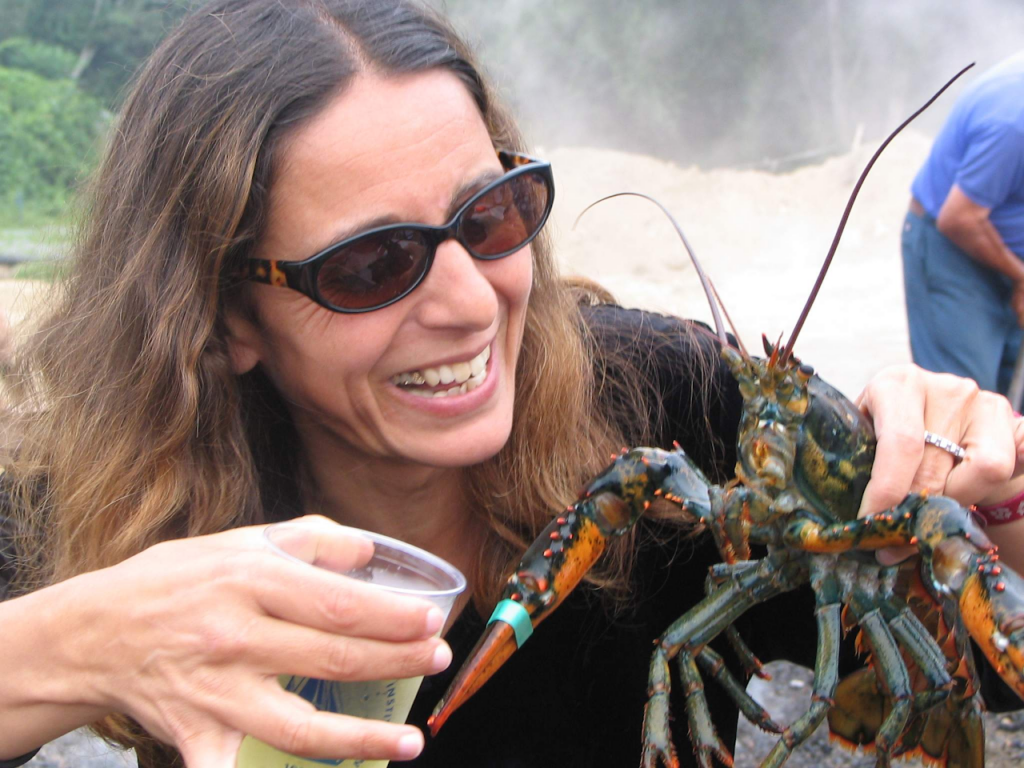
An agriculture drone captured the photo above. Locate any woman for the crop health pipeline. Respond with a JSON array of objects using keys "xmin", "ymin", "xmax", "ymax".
[{"xmin": 1, "ymin": 1, "xmax": 1022, "ymax": 767}]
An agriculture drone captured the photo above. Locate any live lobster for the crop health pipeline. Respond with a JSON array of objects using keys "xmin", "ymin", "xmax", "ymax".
[{"xmin": 428, "ymin": 65, "xmax": 1024, "ymax": 767}]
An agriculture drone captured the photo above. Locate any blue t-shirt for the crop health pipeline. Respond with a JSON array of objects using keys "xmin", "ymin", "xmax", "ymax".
[{"xmin": 911, "ymin": 52, "xmax": 1024, "ymax": 257}]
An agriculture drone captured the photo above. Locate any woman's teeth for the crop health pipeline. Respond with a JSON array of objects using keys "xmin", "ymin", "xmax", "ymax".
[{"xmin": 391, "ymin": 346, "xmax": 490, "ymax": 398}]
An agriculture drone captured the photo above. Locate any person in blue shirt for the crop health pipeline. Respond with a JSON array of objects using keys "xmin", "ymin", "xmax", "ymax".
[{"xmin": 904, "ymin": 52, "xmax": 1024, "ymax": 395}]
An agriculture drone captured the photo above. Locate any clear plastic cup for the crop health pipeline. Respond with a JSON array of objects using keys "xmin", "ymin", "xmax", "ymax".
[{"xmin": 236, "ymin": 523, "xmax": 467, "ymax": 768}]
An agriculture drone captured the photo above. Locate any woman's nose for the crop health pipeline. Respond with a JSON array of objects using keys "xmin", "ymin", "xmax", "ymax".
[{"xmin": 413, "ymin": 240, "xmax": 499, "ymax": 330}]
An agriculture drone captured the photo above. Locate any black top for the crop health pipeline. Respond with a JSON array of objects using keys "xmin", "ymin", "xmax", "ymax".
[{"xmin": 0, "ymin": 305, "xmax": 1019, "ymax": 768}]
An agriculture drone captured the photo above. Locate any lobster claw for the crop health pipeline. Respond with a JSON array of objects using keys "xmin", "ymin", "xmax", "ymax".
[
  {"xmin": 959, "ymin": 553, "xmax": 1024, "ymax": 699},
  {"xmin": 429, "ymin": 495, "xmax": 618, "ymax": 734},
  {"xmin": 426, "ymin": 611, "xmax": 521, "ymax": 735},
  {"xmin": 915, "ymin": 497, "xmax": 1024, "ymax": 699}
]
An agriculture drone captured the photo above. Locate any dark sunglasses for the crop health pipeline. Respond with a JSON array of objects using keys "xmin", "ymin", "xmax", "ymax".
[{"xmin": 239, "ymin": 150, "xmax": 554, "ymax": 313}]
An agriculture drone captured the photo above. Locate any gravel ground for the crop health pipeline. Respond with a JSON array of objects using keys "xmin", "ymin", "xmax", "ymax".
[
  {"xmin": 26, "ymin": 730, "xmax": 135, "ymax": 768},
  {"xmin": 736, "ymin": 662, "xmax": 1024, "ymax": 768},
  {"xmin": 0, "ymin": 228, "xmax": 66, "ymax": 264}
]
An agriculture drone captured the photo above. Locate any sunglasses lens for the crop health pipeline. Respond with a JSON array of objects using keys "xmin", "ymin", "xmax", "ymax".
[
  {"xmin": 461, "ymin": 170, "xmax": 550, "ymax": 257},
  {"xmin": 316, "ymin": 228, "xmax": 430, "ymax": 310}
]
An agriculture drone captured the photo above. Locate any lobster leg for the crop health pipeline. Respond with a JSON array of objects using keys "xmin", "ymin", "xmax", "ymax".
[
  {"xmin": 783, "ymin": 493, "xmax": 1024, "ymax": 702},
  {"xmin": 760, "ymin": 554, "xmax": 843, "ymax": 768},
  {"xmin": 827, "ymin": 561, "xmax": 981, "ymax": 765},
  {"xmin": 695, "ymin": 646, "xmax": 783, "ymax": 734},
  {"xmin": 877, "ymin": 567, "xmax": 958, "ymax": 720},
  {"xmin": 837, "ymin": 561, "xmax": 915, "ymax": 767},
  {"xmin": 641, "ymin": 549, "xmax": 808, "ymax": 768},
  {"xmin": 891, "ymin": 562, "xmax": 986, "ymax": 766},
  {"xmin": 429, "ymin": 445, "xmax": 759, "ymax": 734},
  {"xmin": 706, "ymin": 562, "xmax": 772, "ymax": 680}
]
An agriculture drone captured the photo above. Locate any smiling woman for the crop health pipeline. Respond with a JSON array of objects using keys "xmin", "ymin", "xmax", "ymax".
[
  {"xmin": 0, "ymin": 2, "xmax": 657, "ymax": 765},
  {"xmin": 0, "ymin": 2, "xmax": 1022, "ymax": 768},
  {"xmin": 225, "ymin": 72, "xmax": 538, "ymax": 473}
]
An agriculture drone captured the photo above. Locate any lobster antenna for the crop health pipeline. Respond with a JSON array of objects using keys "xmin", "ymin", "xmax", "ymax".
[
  {"xmin": 574, "ymin": 192, "xmax": 729, "ymax": 348},
  {"xmin": 779, "ymin": 62, "xmax": 975, "ymax": 365},
  {"xmin": 708, "ymin": 277, "xmax": 749, "ymax": 359}
]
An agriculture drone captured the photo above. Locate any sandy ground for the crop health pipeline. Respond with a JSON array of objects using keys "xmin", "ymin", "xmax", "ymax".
[
  {"xmin": 545, "ymin": 130, "xmax": 930, "ymax": 399},
  {"xmin": 14, "ymin": 133, "xmax": 1024, "ymax": 766}
]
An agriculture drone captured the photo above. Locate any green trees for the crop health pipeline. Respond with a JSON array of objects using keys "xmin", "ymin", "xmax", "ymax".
[
  {"xmin": 0, "ymin": 57, "xmax": 106, "ymax": 217},
  {"xmin": 0, "ymin": 0, "xmax": 189, "ymax": 222}
]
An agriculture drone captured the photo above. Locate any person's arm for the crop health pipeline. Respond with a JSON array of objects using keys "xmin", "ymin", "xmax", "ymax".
[
  {"xmin": 936, "ymin": 185, "xmax": 1024, "ymax": 326},
  {"xmin": 0, "ymin": 519, "xmax": 450, "ymax": 766},
  {"xmin": 936, "ymin": 184, "xmax": 1022, "ymax": 280},
  {"xmin": 986, "ymin": 517, "xmax": 1024, "ymax": 571},
  {"xmin": 0, "ymin": 578, "xmax": 114, "ymax": 758}
]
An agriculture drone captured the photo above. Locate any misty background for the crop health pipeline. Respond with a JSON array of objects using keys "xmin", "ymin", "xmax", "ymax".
[{"xmin": 436, "ymin": 0, "xmax": 1024, "ymax": 169}]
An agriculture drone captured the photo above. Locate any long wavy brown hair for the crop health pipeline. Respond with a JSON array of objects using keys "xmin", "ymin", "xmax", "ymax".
[{"xmin": 4, "ymin": 0, "xmax": 719, "ymax": 762}]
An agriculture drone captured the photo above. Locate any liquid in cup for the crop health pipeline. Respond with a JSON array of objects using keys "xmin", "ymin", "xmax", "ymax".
[{"xmin": 236, "ymin": 525, "xmax": 466, "ymax": 768}]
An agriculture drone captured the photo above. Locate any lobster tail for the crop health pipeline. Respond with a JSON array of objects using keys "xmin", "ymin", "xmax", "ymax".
[{"xmin": 828, "ymin": 667, "xmax": 985, "ymax": 767}]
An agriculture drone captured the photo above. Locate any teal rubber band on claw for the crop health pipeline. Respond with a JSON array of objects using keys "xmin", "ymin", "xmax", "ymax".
[{"xmin": 487, "ymin": 599, "xmax": 533, "ymax": 648}]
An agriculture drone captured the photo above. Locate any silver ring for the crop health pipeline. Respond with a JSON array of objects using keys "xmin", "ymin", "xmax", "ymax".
[{"xmin": 924, "ymin": 430, "xmax": 967, "ymax": 461}]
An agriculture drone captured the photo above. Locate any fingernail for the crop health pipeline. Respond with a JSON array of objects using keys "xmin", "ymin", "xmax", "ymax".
[
  {"xmin": 424, "ymin": 606, "xmax": 444, "ymax": 635},
  {"xmin": 431, "ymin": 641, "xmax": 453, "ymax": 672},
  {"xmin": 397, "ymin": 731, "xmax": 424, "ymax": 759}
]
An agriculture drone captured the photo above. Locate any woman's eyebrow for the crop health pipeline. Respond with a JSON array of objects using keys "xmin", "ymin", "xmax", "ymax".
[
  {"xmin": 316, "ymin": 214, "xmax": 400, "ymax": 252},
  {"xmin": 314, "ymin": 168, "xmax": 505, "ymax": 252},
  {"xmin": 447, "ymin": 168, "xmax": 503, "ymax": 212}
]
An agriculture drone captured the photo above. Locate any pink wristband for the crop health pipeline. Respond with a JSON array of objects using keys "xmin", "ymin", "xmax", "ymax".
[
  {"xmin": 974, "ymin": 488, "xmax": 1024, "ymax": 525},
  {"xmin": 972, "ymin": 411, "xmax": 1024, "ymax": 524}
]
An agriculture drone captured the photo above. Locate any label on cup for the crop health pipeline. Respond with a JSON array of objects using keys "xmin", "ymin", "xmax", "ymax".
[{"xmin": 235, "ymin": 674, "xmax": 425, "ymax": 768}]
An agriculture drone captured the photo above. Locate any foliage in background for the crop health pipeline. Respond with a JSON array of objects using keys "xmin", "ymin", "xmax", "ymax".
[
  {"xmin": 0, "ymin": 65, "xmax": 107, "ymax": 217},
  {"xmin": 0, "ymin": 38, "xmax": 79, "ymax": 81},
  {"xmin": 0, "ymin": 0, "xmax": 191, "ymax": 224},
  {"xmin": 12, "ymin": 259, "xmax": 65, "ymax": 282},
  {"xmin": 0, "ymin": 0, "xmax": 192, "ymax": 108}
]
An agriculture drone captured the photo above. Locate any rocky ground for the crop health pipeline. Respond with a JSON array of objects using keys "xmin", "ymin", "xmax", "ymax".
[
  {"xmin": 25, "ymin": 730, "xmax": 134, "ymax": 768},
  {"xmin": 736, "ymin": 662, "xmax": 1024, "ymax": 768}
]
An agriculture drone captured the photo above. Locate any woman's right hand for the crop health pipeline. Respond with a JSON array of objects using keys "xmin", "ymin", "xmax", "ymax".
[{"xmin": 0, "ymin": 516, "xmax": 451, "ymax": 766}]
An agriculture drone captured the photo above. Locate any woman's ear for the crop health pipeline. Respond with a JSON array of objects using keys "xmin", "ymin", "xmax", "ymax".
[{"xmin": 223, "ymin": 306, "xmax": 263, "ymax": 375}]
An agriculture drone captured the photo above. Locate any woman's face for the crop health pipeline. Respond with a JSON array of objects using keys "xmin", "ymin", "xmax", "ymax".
[{"xmin": 227, "ymin": 70, "xmax": 533, "ymax": 470}]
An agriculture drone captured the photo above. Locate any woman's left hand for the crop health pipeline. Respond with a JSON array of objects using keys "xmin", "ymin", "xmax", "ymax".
[{"xmin": 855, "ymin": 364, "xmax": 1024, "ymax": 571}]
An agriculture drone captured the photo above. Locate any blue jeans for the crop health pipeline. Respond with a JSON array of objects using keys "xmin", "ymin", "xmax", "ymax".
[{"xmin": 902, "ymin": 209, "xmax": 1021, "ymax": 395}]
